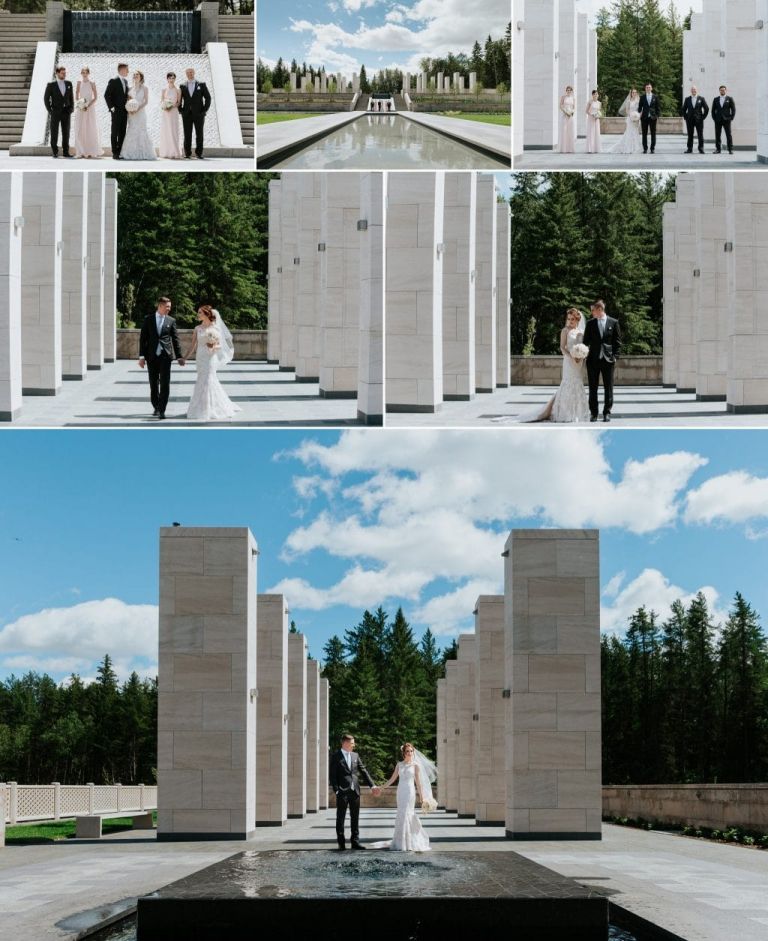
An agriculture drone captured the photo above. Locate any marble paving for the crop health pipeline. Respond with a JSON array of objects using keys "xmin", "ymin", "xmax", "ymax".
[{"xmin": 0, "ymin": 153, "xmax": 254, "ymax": 171}]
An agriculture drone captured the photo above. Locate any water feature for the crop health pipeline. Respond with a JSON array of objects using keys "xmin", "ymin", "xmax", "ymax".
[
  {"xmin": 66, "ymin": 11, "xmax": 198, "ymax": 54},
  {"xmin": 269, "ymin": 114, "xmax": 508, "ymax": 170}
]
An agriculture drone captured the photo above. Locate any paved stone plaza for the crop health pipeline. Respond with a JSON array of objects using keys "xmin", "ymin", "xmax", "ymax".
[
  {"xmin": 0, "ymin": 154, "xmax": 253, "ymax": 171},
  {"xmin": 2, "ymin": 812, "xmax": 768, "ymax": 941}
]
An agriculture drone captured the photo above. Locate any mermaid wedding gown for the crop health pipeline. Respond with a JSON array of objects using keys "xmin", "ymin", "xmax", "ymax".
[
  {"xmin": 611, "ymin": 95, "xmax": 642, "ymax": 154},
  {"xmin": 186, "ymin": 325, "xmax": 241, "ymax": 421},
  {"xmin": 121, "ymin": 84, "xmax": 156, "ymax": 161},
  {"xmin": 371, "ymin": 761, "xmax": 431, "ymax": 853}
]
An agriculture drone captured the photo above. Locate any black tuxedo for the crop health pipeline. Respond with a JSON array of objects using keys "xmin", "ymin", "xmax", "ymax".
[
  {"xmin": 179, "ymin": 81, "xmax": 212, "ymax": 157},
  {"xmin": 43, "ymin": 80, "xmax": 74, "ymax": 157},
  {"xmin": 681, "ymin": 95, "xmax": 709, "ymax": 152},
  {"xmin": 711, "ymin": 95, "xmax": 736, "ymax": 153},
  {"xmin": 637, "ymin": 93, "xmax": 661, "ymax": 152},
  {"xmin": 329, "ymin": 748, "xmax": 375, "ymax": 846},
  {"xmin": 584, "ymin": 315, "xmax": 622, "ymax": 417},
  {"xmin": 104, "ymin": 76, "xmax": 130, "ymax": 157},
  {"xmin": 139, "ymin": 312, "xmax": 182, "ymax": 415}
]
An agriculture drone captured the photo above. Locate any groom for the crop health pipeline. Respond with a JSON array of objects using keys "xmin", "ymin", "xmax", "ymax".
[
  {"xmin": 584, "ymin": 299, "xmax": 622, "ymax": 423},
  {"xmin": 638, "ymin": 82, "xmax": 661, "ymax": 154},
  {"xmin": 138, "ymin": 297, "xmax": 185, "ymax": 419},
  {"xmin": 329, "ymin": 734, "xmax": 381, "ymax": 850},
  {"xmin": 104, "ymin": 63, "xmax": 130, "ymax": 159}
]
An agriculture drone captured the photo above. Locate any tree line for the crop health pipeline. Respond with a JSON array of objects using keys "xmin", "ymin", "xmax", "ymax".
[
  {"xmin": 603, "ymin": 592, "xmax": 768, "ymax": 785},
  {"xmin": 113, "ymin": 172, "xmax": 271, "ymax": 330},
  {"xmin": 510, "ymin": 171, "xmax": 674, "ymax": 356},
  {"xmin": 3, "ymin": 1, "xmax": 252, "ymax": 13}
]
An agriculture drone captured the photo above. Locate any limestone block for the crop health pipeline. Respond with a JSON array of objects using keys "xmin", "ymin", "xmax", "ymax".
[
  {"xmin": 61, "ymin": 173, "xmax": 88, "ymax": 381},
  {"xmin": 473, "ymin": 595, "xmax": 506, "ymax": 824},
  {"xmin": 496, "ymin": 203, "xmax": 511, "ymax": 388},
  {"xmin": 474, "ymin": 175, "xmax": 497, "ymax": 393},
  {"xmin": 287, "ymin": 631, "xmax": 308, "ymax": 817},
  {"xmin": 86, "ymin": 173, "xmax": 105, "ymax": 371},
  {"xmin": 295, "ymin": 173, "xmax": 322, "ymax": 381},
  {"xmin": 441, "ymin": 172, "xmax": 476, "ymax": 400},
  {"xmin": 456, "ymin": 634, "xmax": 476, "ymax": 817},
  {"xmin": 0, "ymin": 174, "xmax": 24, "ymax": 421},
  {"xmin": 256, "ymin": 594, "xmax": 289, "ymax": 824},
  {"xmin": 358, "ymin": 172, "xmax": 383, "ymax": 424},
  {"xmin": 523, "ymin": 0, "xmax": 559, "ymax": 149},
  {"xmin": 103, "ymin": 178, "xmax": 118, "ymax": 362}
]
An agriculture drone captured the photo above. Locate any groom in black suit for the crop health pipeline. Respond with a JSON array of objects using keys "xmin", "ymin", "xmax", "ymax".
[
  {"xmin": 584, "ymin": 299, "xmax": 622, "ymax": 423},
  {"xmin": 711, "ymin": 85, "xmax": 736, "ymax": 154},
  {"xmin": 179, "ymin": 68, "xmax": 212, "ymax": 159},
  {"xmin": 103, "ymin": 63, "xmax": 130, "ymax": 159},
  {"xmin": 682, "ymin": 85, "xmax": 709, "ymax": 154},
  {"xmin": 43, "ymin": 66, "xmax": 74, "ymax": 158},
  {"xmin": 138, "ymin": 297, "xmax": 185, "ymax": 419},
  {"xmin": 637, "ymin": 82, "xmax": 661, "ymax": 154},
  {"xmin": 329, "ymin": 734, "xmax": 380, "ymax": 850}
]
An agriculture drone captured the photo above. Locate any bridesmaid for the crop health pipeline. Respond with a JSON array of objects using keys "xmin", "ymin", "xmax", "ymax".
[
  {"xmin": 74, "ymin": 66, "xmax": 101, "ymax": 158},
  {"xmin": 585, "ymin": 89, "xmax": 602, "ymax": 154},
  {"xmin": 158, "ymin": 71, "xmax": 183, "ymax": 159},
  {"xmin": 558, "ymin": 85, "xmax": 576, "ymax": 153}
]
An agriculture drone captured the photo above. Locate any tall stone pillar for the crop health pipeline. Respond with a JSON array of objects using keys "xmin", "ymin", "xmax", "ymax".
[
  {"xmin": 287, "ymin": 630, "xmax": 308, "ymax": 817},
  {"xmin": 436, "ymin": 677, "xmax": 446, "ymax": 809},
  {"xmin": 0, "ymin": 174, "xmax": 23, "ymax": 422},
  {"xmin": 306, "ymin": 659, "xmax": 320, "ymax": 814},
  {"xmin": 723, "ymin": 0, "xmax": 757, "ymax": 149},
  {"xmin": 442, "ymin": 172, "xmax": 476, "ymax": 400},
  {"xmin": 295, "ymin": 173, "xmax": 322, "ymax": 382},
  {"xmin": 474, "ymin": 175, "xmax": 497, "ymax": 393},
  {"xmin": 256, "ymin": 593, "xmax": 289, "ymax": 826},
  {"xmin": 385, "ymin": 172, "xmax": 445, "ymax": 412},
  {"xmin": 496, "ymin": 201, "xmax": 511, "ymax": 388},
  {"xmin": 469, "ymin": 71, "xmax": 477, "ymax": 93},
  {"xmin": 662, "ymin": 202, "xmax": 677, "ymax": 388},
  {"xmin": 357, "ymin": 172, "xmax": 383, "ymax": 425},
  {"xmin": 558, "ymin": 1, "xmax": 578, "ymax": 112},
  {"xmin": 674, "ymin": 174, "xmax": 697, "ymax": 392},
  {"xmin": 290, "ymin": 72, "xmax": 297, "ymax": 92},
  {"xmin": 157, "ymin": 527, "xmax": 258, "ymax": 841},
  {"xmin": 103, "ymin": 178, "xmax": 117, "ymax": 364},
  {"xmin": 523, "ymin": 0, "xmax": 559, "ymax": 149},
  {"xmin": 61, "ymin": 173, "xmax": 88, "ymax": 381},
  {"xmin": 452, "ymin": 71, "xmax": 461, "ymax": 93},
  {"xmin": 21, "ymin": 171, "xmax": 62, "ymax": 396},
  {"xmin": 86, "ymin": 173, "xmax": 105, "ymax": 371},
  {"xmin": 319, "ymin": 678, "xmax": 329, "ymax": 810},
  {"xmin": 320, "ymin": 71, "xmax": 327, "ymax": 94},
  {"xmin": 352, "ymin": 73, "xmax": 359, "ymax": 93},
  {"xmin": 443, "ymin": 77, "xmax": 450, "ymax": 93},
  {"xmin": 503, "ymin": 529, "xmax": 602, "ymax": 841},
  {"xmin": 267, "ymin": 180, "xmax": 282, "ymax": 364},
  {"xmin": 319, "ymin": 173, "xmax": 360, "ymax": 398},
  {"xmin": 473, "ymin": 595, "xmax": 506, "ymax": 826},
  {"xmin": 437, "ymin": 71, "xmax": 444, "ymax": 94},
  {"xmin": 694, "ymin": 173, "xmax": 727, "ymax": 400},
  {"xmin": 444, "ymin": 659, "xmax": 459, "ymax": 813},
  {"xmin": 758, "ymin": 0, "xmax": 768, "ymax": 162},
  {"xmin": 456, "ymin": 634, "xmax": 476, "ymax": 818},
  {"xmin": 314, "ymin": 76, "xmax": 320, "ymax": 93},
  {"xmin": 512, "ymin": 3, "xmax": 525, "ymax": 156},
  {"xmin": 278, "ymin": 174, "xmax": 298, "ymax": 371},
  {"xmin": 576, "ymin": 12, "xmax": 588, "ymax": 138}
]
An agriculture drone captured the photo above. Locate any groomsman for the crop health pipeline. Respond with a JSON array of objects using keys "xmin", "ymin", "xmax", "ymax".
[
  {"xmin": 179, "ymin": 67, "xmax": 212, "ymax": 159},
  {"xmin": 681, "ymin": 85, "xmax": 709, "ymax": 154},
  {"xmin": 711, "ymin": 85, "xmax": 736, "ymax": 154},
  {"xmin": 43, "ymin": 66, "xmax": 74, "ymax": 158},
  {"xmin": 637, "ymin": 82, "xmax": 661, "ymax": 154}
]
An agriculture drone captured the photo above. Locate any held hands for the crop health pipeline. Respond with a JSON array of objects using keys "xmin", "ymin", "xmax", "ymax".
[
  {"xmin": 371, "ymin": 786, "xmax": 382, "ymax": 797},
  {"xmin": 138, "ymin": 357, "xmax": 145, "ymax": 369},
  {"xmin": 177, "ymin": 358, "xmax": 186, "ymax": 366}
]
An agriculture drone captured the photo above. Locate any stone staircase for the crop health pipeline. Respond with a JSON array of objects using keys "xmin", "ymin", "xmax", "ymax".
[
  {"xmin": 0, "ymin": 12, "xmax": 47, "ymax": 151},
  {"xmin": 216, "ymin": 14, "xmax": 253, "ymax": 146},
  {"xmin": 354, "ymin": 93, "xmax": 370, "ymax": 111}
]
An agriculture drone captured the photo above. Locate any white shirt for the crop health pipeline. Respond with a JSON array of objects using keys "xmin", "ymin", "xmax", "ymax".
[
  {"xmin": 596, "ymin": 315, "xmax": 607, "ymax": 358},
  {"xmin": 343, "ymin": 749, "xmax": 352, "ymax": 769},
  {"xmin": 155, "ymin": 311, "xmax": 166, "ymax": 356},
  {"xmin": 719, "ymin": 96, "xmax": 726, "ymax": 108},
  {"xmin": 57, "ymin": 79, "xmax": 66, "ymax": 95},
  {"xmin": 187, "ymin": 81, "xmax": 196, "ymax": 95},
  {"xmin": 646, "ymin": 93, "xmax": 652, "ymax": 104}
]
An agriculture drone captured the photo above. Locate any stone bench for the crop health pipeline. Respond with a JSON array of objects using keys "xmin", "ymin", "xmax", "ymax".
[{"xmin": 75, "ymin": 810, "xmax": 154, "ymax": 839}]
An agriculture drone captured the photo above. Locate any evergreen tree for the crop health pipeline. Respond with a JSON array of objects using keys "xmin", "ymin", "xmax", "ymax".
[{"xmin": 359, "ymin": 65, "xmax": 371, "ymax": 94}]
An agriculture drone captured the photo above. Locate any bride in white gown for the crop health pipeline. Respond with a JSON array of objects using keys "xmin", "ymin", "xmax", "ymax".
[
  {"xmin": 371, "ymin": 743, "xmax": 437, "ymax": 853},
  {"xmin": 120, "ymin": 71, "xmax": 156, "ymax": 161},
  {"xmin": 610, "ymin": 88, "xmax": 642, "ymax": 154},
  {"xmin": 185, "ymin": 305, "xmax": 241, "ymax": 421}
]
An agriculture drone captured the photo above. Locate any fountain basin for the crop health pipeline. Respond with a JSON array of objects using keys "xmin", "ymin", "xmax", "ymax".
[{"xmin": 137, "ymin": 850, "xmax": 609, "ymax": 940}]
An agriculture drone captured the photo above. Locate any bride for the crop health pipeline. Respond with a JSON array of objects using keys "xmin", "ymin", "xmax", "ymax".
[
  {"xmin": 371, "ymin": 743, "xmax": 436, "ymax": 853},
  {"xmin": 185, "ymin": 305, "xmax": 241, "ymax": 421},
  {"xmin": 120, "ymin": 71, "xmax": 156, "ymax": 161},
  {"xmin": 610, "ymin": 87, "xmax": 642, "ymax": 154}
]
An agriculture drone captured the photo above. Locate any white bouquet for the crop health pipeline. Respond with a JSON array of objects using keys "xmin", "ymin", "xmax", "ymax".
[
  {"xmin": 205, "ymin": 326, "xmax": 221, "ymax": 351},
  {"xmin": 630, "ymin": 110, "xmax": 641, "ymax": 123},
  {"xmin": 161, "ymin": 99, "xmax": 175, "ymax": 111},
  {"xmin": 420, "ymin": 797, "xmax": 438, "ymax": 813},
  {"xmin": 590, "ymin": 104, "xmax": 603, "ymax": 119},
  {"xmin": 126, "ymin": 99, "xmax": 140, "ymax": 113},
  {"xmin": 564, "ymin": 107, "xmax": 574, "ymax": 118},
  {"xmin": 571, "ymin": 343, "xmax": 589, "ymax": 362},
  {"xmin": 75, "ymin": 98, "xmax": 88, "ymax": 111}
]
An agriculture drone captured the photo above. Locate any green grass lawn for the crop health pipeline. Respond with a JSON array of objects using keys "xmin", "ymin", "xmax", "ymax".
[
  {"xmin": 257, "ymin": 113, "xmax": 326, "ymax": 125},
  {"xmin": 438, "ymin": 112, "xmax": 511, "ymax": 126},
  {"xmin": 4, "ymin": 812, "xmax": 157, "ymax": 844}
]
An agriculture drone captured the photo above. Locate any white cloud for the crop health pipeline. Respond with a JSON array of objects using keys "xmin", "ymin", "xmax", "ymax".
[
  {"xmin": 684, "ymin": 471, "xmax": 768, "ymax": 528},
  {"xmin": 411, "ymin": 579, "xmax": 499, "ymax": 636}
]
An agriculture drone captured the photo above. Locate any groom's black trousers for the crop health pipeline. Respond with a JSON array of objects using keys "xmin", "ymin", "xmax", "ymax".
[
  {"xmin": 146, "ymin": 351, "xmax": 172, "ymax": 415},
  {"xmin": 110, "ymin": 109, "xmax": 128, "ymax": 157},
  {"xmin": 182, "ymin": 112, "xmax": 206, "ymax": 157},
  {"xmin": 335, "ymin": 789, "xmax": 360, "ymax": 842},
  {"xmin": 641, "ymin": 116, "xmax": 656, "ymax": 152},
  {"xmin": 587, "ymin": 358, "xmax": 615, "ymax": 416}
]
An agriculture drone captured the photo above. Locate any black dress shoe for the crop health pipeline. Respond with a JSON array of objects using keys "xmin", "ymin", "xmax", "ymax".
[
  {"xmin": 350, "ymin": 842, "xmax": 367, "ymax": 850},
  {"xmin": 714, "ymin": 149, "xmax": 721, "ymax": 154},
  {"xmin": 52, "ymin": 153, "xmax": 59, "ymax": 159},
  {"xmin": 590, "ymin": 415, "xmax": 598, "ymax": 423},
  {"xmin": 684, "ymin": 149, "xmax": 692, "ymax": 154},
  {"xmin": 603, "ymin": 413, "xmax": 611, "ymax": 423},
  {"xmin": 158, "ymin": 413, "xmax": 166, "ymax": 420},
  {"xmin": 152, "ymin": 409, "xmax": 160, "ymax": 417},
  {"xmin": 337, "ymin": 842, "xmax": 346, "ymax": 851}
]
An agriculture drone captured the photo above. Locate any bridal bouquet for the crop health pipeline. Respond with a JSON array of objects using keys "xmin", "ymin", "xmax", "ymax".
[
  {"xmin": 161, "ymin": 99, "xmax": 175, "ymax": 111},
  {"xmin": 571, "ymin": 343, "xmax": 589, "ymax": 362},
  {"xmin": 126, "ymin": 100, "xmax": 140, "ymax": 113},
  {"xmin": 590, "ymin": 105, "xmax": 603, "ymax": 119},
  {"xmin": 205, "ymin": 327, "xmax": 221, "ymax": 351},
  {"xmin": 564, "ymin": 107, "xmax": 574, "ymax": 118},
  {"xmin": 630, "ymin": 111, "xmax": 641, "ymax": 123},
  {"xmin": 75, "ymin": 98, "xmax": 88, "ymax": 111},
  {"xmin": 421, "ymin": 798, "xmax": 438, "ymax": 813}
]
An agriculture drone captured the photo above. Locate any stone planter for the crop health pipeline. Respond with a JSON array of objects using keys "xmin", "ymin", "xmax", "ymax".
[
  {"xmin": 510, "ymin": 355, "xmax": 662, "ymax": 386},
  {"xmin": 116, "ymin": 328, "xmax": 267, "ymax": 361}
]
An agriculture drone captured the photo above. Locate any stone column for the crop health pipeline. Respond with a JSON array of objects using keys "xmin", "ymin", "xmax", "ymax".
[
  {"xmin": 256, "ymin": 593, "xmax": 289, "ymax": 826},
  {"xmin": 436, "ymin": 677, "xmax": 446, "ymax": 809},
  {"xmin": 295, "ymin": 173, "xmax": 321, "ymax": 383},
  {"xmin": 386, "ymin": 171, "xmax": 445, "ymax": 412},
  {"xmin": 403, "ymin": 72, "xmax": 410, "ymax": 94},
  {"xmin": 267, "ymin": 180, "xmax": 282, "ymax": 364},
  {"xmin": 474, "ymin": 175, "xmax": 497, "ymax": 393},
  {"xmin": 86, "ymin": 173, "xmax": 105, "ymax": 371},
  {"xmin": 662, "ymin": 202, "xmax": 677, "ymax": 388},
  {"xmin": 694, "ymin": 173, "xmax": 728, "ymax": 400},
  {"xmin": 452, "ymin": 71, "xmax": 461, "ymax": 93},
  {"xmin": 456, "ymin": 634, "xmax": 476, "ymax": 818},
  {"xmin": 496, "ymin": 201, "xmax": 511, "ymax": 388},
  {"xmin": 503, "ymin": 529, "xmax": 601, "ymax": 841},
  {"xmin": 444, "ymin": 660, "xmax": 459, "ymax": 813},
  {"xmin": 0, "ymin": 174, "xmax": 23, "ymax": 422},
  {"xmin": 320, "ymin": 71, "xmax": 327, "ymax": 94},
  {"xmin": 523, "ymin": 0, "xmax": 559, "ymax": 149},
  {"xmin": 157, "ymin": 527, "xmax": 258, "ymax": 841},
  {"xmin": 301, "ymin": 76, "xmax": 309, "ymax": 93},
  {"xmin": 103, "ymin": 178, "xmax": 117, "ymax": 364},
  {"xmin": 61, "ymin": 173, "xmax": 88, "ymax": 381},
  {"xmin": 442, "ymin": 172, "xmax": 476, "ymax": 401},
  {"xmin": 287, "ymin": 630, "xmax": 308, "ymax": 817},
  {"xmin": 473, "ymin": 595, "xmax": 506, "ymax": 825},
  {"xmin": 469, "ymin": 72, "xmax": 477, "ymax": 93},
  {"xmin": 21, "ymin": 171, "xmax": 62, "ymax": 396},
  {"xmin": 444, "ymin": 77, "xmax": 450, "ymax": 93},
  {"xmin": 558, "ymin": 0, "xmax": 578, "ymax": 116},
  {"xmin": 336, "ymin": 72, "xmax": 342, "ymax": 93},
  {"xmin": 319, "ymin": 173, "xmax": 359, "ymax": 399},
  {"xmin": 512, "ymin": 2, "xmax": 524, "ymax": 156},
  {"xmin": 674, "ymin": 174, "xmax": 697, "ymax": 392},
  {"xmin": 306, "ymin": 659, "xmax": 320, "ymax": 814},
  {"xmin": 723, "ymin": 0, "xmax": 757, "ymax": 149},
  {"xmin": 758, "ymin": 0, "xmax": 768, "ymax": 162},
  {"xmin": 314, "ymin": 76, "xmax": 320, "ymax": 93},
  {"xmin": 352, "ymin": 73, "xmax": 359, "ymax": 93},
  {"xmin": 279, "ymin": 174, "xmax": 298, "ymax": 371},
  {"xmin": 576, "ymin": 12, "xmax": 588, "ymax": 138},
  {"xmin": 0, "ymin": 786, "xmax": 5, "ymax": 847},
  {"xmin": 290, "ymin": 72, "xmax": 297, "ymax": 92},
  {"xmin": 357, "ymin": 172, "xmax": 383, "ymax": 425},
  {"xmin": 437, "ymin": 71, "xmax": 444, "ymax": 94},
  {"xmin": 319, "ymin": 678, "xmax": 329, "ymax": 810}
]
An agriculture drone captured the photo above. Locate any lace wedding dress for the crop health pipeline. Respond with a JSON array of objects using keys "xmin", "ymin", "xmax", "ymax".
[
  {"xmin": 121, "ymin": 84, "xmax": 156, "ymax": 161},
  {"xmin": 371, "ymin": 760, "xmax": 431, "ymax": 853},
  {"xmin": 611, "ymin": 94, "xmax": 642, "ymax": 154},
  {"xmin": 186, "ymin": 325, "xmax": 241, "ymax": 421}
]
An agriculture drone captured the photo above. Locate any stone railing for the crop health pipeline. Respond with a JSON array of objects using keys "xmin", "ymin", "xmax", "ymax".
[
  {"xmin": 510, "ymin": 355, "xmax": 662, "ymax": 386},
  {"xmin": 411, "ymin": 93, "xmax": 510, "ymax": 114},
  {"xmin": 603, "ymin": 784, "xmax": 768, "ymax": 832},
  {"xmin": 327, "ymin": 787, "xmax": 398, "ymax": 808},
  {"xmin": 116, "ymin": 328, "xmax": 267, "ymax": 361},
  {"xmin": 1, "ymin": 781, "xmax": 158, "ymax": 826},
  {"xmin": 601, "ymin": 117, "xmax": 684, "ymax": 135}
]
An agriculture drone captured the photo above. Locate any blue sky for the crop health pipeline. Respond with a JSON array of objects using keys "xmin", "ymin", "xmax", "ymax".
[
  {"xmin": 1, "ymin": 429, "xmax": 767, "ymax": 685},
  {"xmin": 256, "ymin": 0, "xmax": 511, "ymax": 75},
  {"xmin": 580, "ymin": 1, "xmax": 702, "ymax": 24}
]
